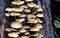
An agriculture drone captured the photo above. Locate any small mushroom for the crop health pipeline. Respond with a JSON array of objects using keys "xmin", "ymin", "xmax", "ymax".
[
  {"xmin": 27, "ymin": 2, "xmax": 37, "ymax": 7},
  {"xmin": 34, "ymin": 24, "xmax": 43, "ymax": 29},
  {"xmin": 8, "ymin": 32, "xmax": 19, "ymax": 37},
  {"xmin": 10, "ymin": 12, "xmax": 20, "ymax": 16},
  {"xmin": 11, "ymin": 21, "xmax": 22, "ymax": 28},
  {"xmin": 36, "ymin": 14, "xmax": 44, "ymax": 17},
  {"xmin": 24, "ymin": 9, "xmax": 31, "ymax": 13},
  {"xmin": 28, "ymin": 14, "xmax": 36, "ymax": 19},
  {"xmin": 20, "ymin": 36, "xmax": 29, "ymax": 38},
  {"xmin": 12, "ymin": 1, "xmax": 24, "ymax": 5},
  {"xmin": 25, "ymin": 0, "xmax": 33, "ymax": 2},
  {"xmin": 16, "ymin": 18, "xmax": 25, "ymax": 22},
  {"xmin": 20, "ymin": 5, "xmax": 28, "ymax": 8},
  {"xmin": 5, "ymin": 28, "xmax": 17, "ymax": 32},
  {"xmin": 23, "ymin": 25, "xmax": 30, "ymax": 29},
  {"xmin": 19, "ymin": 14, "xmax": 26, "ymax": 17},
  {"xmin": 5, "ymin": 13, "xmax": 10, "ymax": 17},
  {"xmin": 24, "ymin": 32, "xmax": 30, "ymax": 35},
  {"xmin": 28, "ymin": 19, "xmax": 38, "ymax": 23},
  {"xmin": 30, "ymin": 27, "xmax": 40, "ymax": 31},
  {"xmin": 36, "ymin": 8, "xmax": 43, "ymax": 12},
  {"xmin": 13, "ymin": 7, "xmax": 24, "ymax": 12},
  {"xmin": 19, "ymin": 28, "xmax": 26, "ymax": 33},
  {"xmin": 30, "ymin": 32, "xmax": 39, "ymax": 36},
  {"xmin": 5, "ymin": 8, "xmax": 13, "ymax": 12}
]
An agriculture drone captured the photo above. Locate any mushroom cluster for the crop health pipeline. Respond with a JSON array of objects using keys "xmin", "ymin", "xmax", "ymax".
[{"xmin": 5, "ymin": 0, "xmax": 44, "ymax": 38}]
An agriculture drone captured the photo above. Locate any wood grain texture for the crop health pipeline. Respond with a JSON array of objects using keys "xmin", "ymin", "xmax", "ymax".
[{"xmin": 41, "ymin": 0, "xmax": 55, "ymax": 38}]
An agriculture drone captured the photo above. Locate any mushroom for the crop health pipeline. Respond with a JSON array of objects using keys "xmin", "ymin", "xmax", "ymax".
[
  {"xmin": 23, "ymin": 25, "xmax": 30, "ymax": 29},
  {"xmin": 19, "ymin": 28, "xmax": 26, "ymax": 33},
  {"xmin": 20, "ymin": 5, "xmax": 28, "ymax": 8},
  {"xmin": 10, "ymin": 12, "xmax": 20, "ymax": 16},
  {"xmin": 28, "ymin": 19, "xmax": 38, "ymax": 23},
  {"xmin": 5, "ymin": 13, "xmax": 10, "ymax": 17},
  {"xmin": 30, "ymin": 27, "xmax": 40, "ymax": 31},
  {"xmin": 19, "ymin": 14, "xmax": 26, "ymax": 17},
  {"xmin": 11, "ymin": 21, "xmax": 22, "ymax": 28},
  {"xmin": 36, "ymin": 14, "xmax": 44, "ymax": 17},
  {"xmin": 25, "ymin": 0, "xmax": 33, "ymax": 2},
  {"xmin": 28, "ymin": 14, "xmax": 36, "ymax": 18},
  {"xmin": 5, "ymin": 28, "xmax": 17, "ymax": 32},
  {"xmin": 13, "ymin": 7, "xmax": 24, "ymax": 12},
  {"xmin": 24, "ymin": 9, "xmax": 31, "ymax": 13},
  {"xmin": 12, "ymin": 1, "xmax": 24, "ymax": 5},
  {"xmin": 16, "ymin": 18, "xmax": 25, "ymax": 22},
  {"xmin": 27, "ymin": 2, "xmax": 37, "ymax": 7},
  {"xmin": 8, "ymin": 32, "xmax": 19, "ymax": 37},
  {"xmin": 5, "ymin": 8, "xmax": 13, "ymax": 12},
  {"xmin": 24, "ymin": 32, "xmax": 30, "ymax": 35},
  {"xmin": 34, "ymin": 24, "xmax": 43, "ymax": 29}
]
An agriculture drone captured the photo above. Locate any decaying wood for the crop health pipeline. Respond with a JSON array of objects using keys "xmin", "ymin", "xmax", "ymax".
[{"xmin": 0, "ymin": 0, "xmax": 55, "ymax": 38}]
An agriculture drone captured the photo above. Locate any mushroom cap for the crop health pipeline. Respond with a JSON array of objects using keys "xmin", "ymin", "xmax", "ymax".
[
  {"xmin": 13, "ymin": 8, "xmax": 24, "ymax": 12},
  {"xmin": 11, "ymin": 21, "xmax": 22, "ymax": 28},
  {"xmin": 28, "ymin": 19, "xmax": 38, "ymax": 23},
  {"xmin": 5, "ymin": 8, "xmax": 13, "ymax": 12},
  {"xmin": 30, "ymin": 32, "xmax": 39, "ymax": 36},
  {"xmin": 19, "ymin": 28, "xmax": 26, "ymax": 33},
  {"xmin": 30, "ymin": 27, "xmax": 40, "ymax": 31},
  {"xmin": 16, "ymin": 18, "xmax": 25, "ymax": 22},
  {"xmin": 28, "ymin": 14, "xmax": 36, "ymax": 18},
  {"xmin": 36, "ymin": 8, "xmax": 43, "ymax": 12},
  {"xmin": 34, "ymin": 24, "xmax": 43, "ymax": 29},
  {"xmin": 23, "ymin": 25, "xmax": 30, "ymax": 29},
  {"xmin": 20, "ymin": 5, "xmax": 28, "ymax": 8},
  {"xmin": 25, "ymin": 0, "xmax": 33, "ymax": 2},
  {"xmin": 24, "ymin": 32, "xmax": 30, "ymax": 35},
  {"xmin": 8, "ymin": 32, "xmax": 19, "ymax": 37},
  {"xmin": 36, "ymin": 14, "xmax": 44, "ymax": 17},
  {"xmin": 5, "ymin": 13, "xmax": 10, "ymax": 17},
  {"xmin": 27, "ymin": 2, "xmax": 37, "ymax": 7},
  {"xmin": 19, "ymin": 14, "xmax": 26, "ymax": 17},
  {"xmin": 24, "ymin": 9, "xmax": 31, "ymax": 13},
  {"xmin": 10, "ymin": 12, "xmax": 20, "ymax": 16},
  {"xmin": 20, "ymin": 36, "xmax": 29, "ymax": 38},
  {"xmin": 12, "ymin": 1, "xmax": 24, "ymax": 5},
  {"xmin": 5, "ymin": 28, "xmax": 17, "ymax": 32}
]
